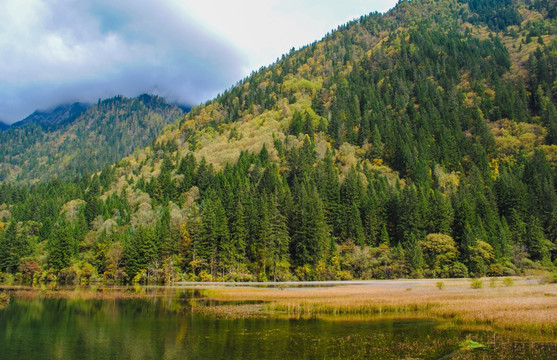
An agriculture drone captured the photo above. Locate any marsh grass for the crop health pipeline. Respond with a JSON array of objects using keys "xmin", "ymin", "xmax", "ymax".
[
  {"xmin": 3, "ymin": 278, "xmax": 557, "ymax": 338},
  {"xmin": 202, "ymin": 279, "xmax": 557, "ymax": 336},
  {"xmin": 0, "ymin": 285, "xmax": 170, "ymax": 302},
  {"xmin": 470, "ymin": 279, "xmax": 483, "ymax": 289}
]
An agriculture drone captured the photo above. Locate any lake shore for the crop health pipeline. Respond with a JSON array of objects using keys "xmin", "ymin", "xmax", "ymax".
[
  {"xmin": 2, "ymin": 277, "xmax": 556, "ymax": 339},
  {"xmin": 194, "ymin": 277, "xmax": 557, "ymax": 338}
]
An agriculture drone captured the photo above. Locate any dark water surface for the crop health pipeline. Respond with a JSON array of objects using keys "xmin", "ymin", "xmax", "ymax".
[{"xmin": 0, "ymin": 287, "xmax": 556, "ymax": 359}]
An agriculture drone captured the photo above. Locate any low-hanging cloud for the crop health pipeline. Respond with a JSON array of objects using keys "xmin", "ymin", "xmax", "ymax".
[
  {"xmin": 0, "ymin": 0, "xmax": 398, "ymax": 124},
  {"xmin": 0, "ymin": 0, "xmax": 245, "ymax": 123}
]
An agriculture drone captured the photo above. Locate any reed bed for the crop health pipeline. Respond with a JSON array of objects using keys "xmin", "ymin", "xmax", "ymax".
[
  {"xmin": 202, "ymin": 279, "xmax": 557, "ymax": 336},
  {"xmin": 1, "ymin": 286, "xmax": 165, "ymax": 301}
]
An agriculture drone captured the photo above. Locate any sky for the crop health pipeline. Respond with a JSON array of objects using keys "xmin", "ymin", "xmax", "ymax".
[{"xmin": 0, "ymin": 0, "xmax": 398, "ymax": 124}]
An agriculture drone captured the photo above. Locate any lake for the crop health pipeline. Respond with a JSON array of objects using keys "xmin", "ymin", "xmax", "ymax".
[{"xmin": 0, "ymin": 286, "xmax": 556, "ymax": 359}]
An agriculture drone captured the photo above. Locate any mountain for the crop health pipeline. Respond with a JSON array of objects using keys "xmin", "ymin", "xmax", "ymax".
[
  {"xmin": 0, "ymin": 94, "xmax": 183, "ymax": 183},
  {"xmin": 0, "ymin": 122, "xmax": 8, "ymax": 131},
  {"xmin": 12, "ymin": 103, "xmax": 89, "ymax": 129},
  {"xmin": 0, "ymin": 0, "xmax": 556, "ymax": 284}
]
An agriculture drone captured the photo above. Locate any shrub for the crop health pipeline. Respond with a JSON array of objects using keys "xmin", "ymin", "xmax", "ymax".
[
  {"xmin": 436, "ymin": 281, "xmax": 445, "ymax": 290},
  {"xmin": 58, "ymin": 265, "xmax": 81, "ymax": 284},
  {"xmin": 450, "ymin": 262, "xmax": 469, "ymax": 278},
  {"xmin": 17, "ymin": 257, "xmax": 41, "ymax": 283},
  {"xmin": 184, "ymin": 272, "xmax": 199, "ymax": 282},
  {"xmin": 0, "ymin": 272, "xmax": 14, "ymax": 284},
  {"xmin": 80, "ymin": 262, "xmax": 97, "ymax": 284},
  {"xmin": 470, "ymin": 278, "xmax": 483, "ymax": 289},
  {"xmin": 199, "ymin": 270, "xmax": 213, "ymax": 282},
  {"xmin": 488, "ymin": 263, "xmax": 504, "ymax": 277},
  {"xmin": 503, "ymin": 277, "xmax": 514, "ymax": 286}
]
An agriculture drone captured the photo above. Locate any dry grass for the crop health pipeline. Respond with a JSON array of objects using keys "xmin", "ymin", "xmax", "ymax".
[
  {"xmin": 0, "ymin": 285, "xmax": 168, "ymax": 302},
  {"xmin": 201, "ymin": 279, "xmax": 557, "ymax": 336}
]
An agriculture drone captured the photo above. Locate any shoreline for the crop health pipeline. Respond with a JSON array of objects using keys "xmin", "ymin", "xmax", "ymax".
[{"xmin": 2, "ymin": 277, "xmax": 556, "ymax": 338}]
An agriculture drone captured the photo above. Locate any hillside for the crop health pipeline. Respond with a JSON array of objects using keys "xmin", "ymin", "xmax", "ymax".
[
  {"xmin": 0, "ymin": 122, "xmax": 8, "ymax": 132},
  {"xmin": 0, "ymin": 94, "xmax": 183, "ymax": 183},
  {"xmin": 0, "ymin": 0, "xmax": 556, "ymax": 284}
]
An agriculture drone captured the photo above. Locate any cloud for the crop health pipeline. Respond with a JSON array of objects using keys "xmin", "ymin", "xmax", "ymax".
[
  {"xmin": 182, "ymin": 0, "xmax": 398, "ymax": 73},
  {"xmin": 0, "ymin": 0, "xmax": 397, "ymax": 123},
  {"xmin": 0, "ymin": 0, "xmax": 245, "ymax": 123}
]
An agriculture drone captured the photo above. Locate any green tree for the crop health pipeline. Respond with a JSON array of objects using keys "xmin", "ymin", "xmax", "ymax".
[
  {"xmin": 47, "ymin": 221, "xmax": 74, "ymax": 271},
  {"xmin": 419, "ymin": 233, "xmax": 459, "ymax": 278}
]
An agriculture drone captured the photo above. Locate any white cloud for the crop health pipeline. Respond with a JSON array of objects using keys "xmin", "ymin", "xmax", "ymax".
[
  {"xmin": 180, "ymin": 0, "xmax": 397, "ymax": 72},
  {"xmin": 0, "ymin": 0, "xmax": 397, "ymax": 123}
]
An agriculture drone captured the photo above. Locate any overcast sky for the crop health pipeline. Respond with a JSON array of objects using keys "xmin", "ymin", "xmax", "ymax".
[{"xmin": 0, "ymin": 0, "xmax": 397, "ymax": 124}]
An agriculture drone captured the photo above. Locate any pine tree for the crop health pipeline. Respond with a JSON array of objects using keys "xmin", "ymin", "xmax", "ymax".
[
  {"xmin": 291, "ymin": 180, "xmax": 329, "ymax": 267},
  {"xmin": 124, "ymin": 225, "xmax": 158, "ymax": 280},
  {"xmin": 405, "ymin": 233, "xmax": 424, "ymax": 274},
  {"xmin": 316, "ymin": 149, "xmax": 342, "ymax": 237},
  {"xmin": 526, "ymin": 216, "xmax": 551, "ymax": 262},
  {"xmin": 48, "ymin": 221, "xmax": 74, "ymax": 271},
  {"xmin": 0, "ymin": 221, "xmax": 30, "ymax": 273},
  {"xmin": 289, "ymin": 111, "xmax": 304, "ymax": 135},
  {"xmin": 228, "ymin": 199, "xmax": 247, "ymax": 269},
  {"xmin": 379, "ymin": 223, "xmax": 390, "ymax": 247},
  {"xmin": 370, "ymin": 124, "xmax": 384, "ymax": 159},
  {"xmin": 156, "ymin": 206, "xmax": 173, "ymax": 258},
  {"xmin": 196, "ymin": 193, "xmax": 229, "ymax": 275},
  {"xmin": 268, "ymin": 195, "xmax": 291, "ymax": 281},
  {"xmin": 340, "ymin": 168, "xmax": 365, "ymax": 244}
]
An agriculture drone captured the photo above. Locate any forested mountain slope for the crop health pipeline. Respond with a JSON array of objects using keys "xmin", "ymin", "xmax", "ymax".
[
  {"xmin": 0, "ymin": 95, "xmax": 183, "ymax": 183},
  {"xmin": 12, "ymin": 102, "xmax": 89, "ymax": 129},
  {"xmin": 1, "ymin": 0, "xmax": 556, "ymax": 284}
]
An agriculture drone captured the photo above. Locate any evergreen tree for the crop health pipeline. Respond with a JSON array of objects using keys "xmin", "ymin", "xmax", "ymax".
[
  {"xmin": 291, "ymin": 180, "xmax": 329, "ymax": 267},
  {"xmin": 0, "ymin": 221, "xmax": 31, "ymax": 273},
  {"xmin": 289, "ymin": 111, "xmax": 304, "ymax": 135},
  {"xmin": 48, "ymin": 221, "xmax": 74, "ymax": 271},
  {"xmin": 228, "ymin": 198, "xmax": 247, "ymax": 270},
  {"xmin": 268, "ymin": 195, "xmax": 291, "ymax": 281},
  {"xmin": 125, "ymin": 225, "xmax": 158, "ymax": 279},
  {"xmin": 525, "ymin": 216, "xmax": 552, "ymax": 262}
]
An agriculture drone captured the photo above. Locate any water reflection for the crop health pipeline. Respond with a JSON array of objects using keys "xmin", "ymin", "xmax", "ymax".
[{"xmin": 0, "ymin": 288, "xmax": 556, "ymax": 360}]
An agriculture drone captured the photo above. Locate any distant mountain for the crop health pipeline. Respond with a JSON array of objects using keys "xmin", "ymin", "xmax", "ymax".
[
  {"xmin": 0, "ymin": 122, "xmax": 8, "ymax": 131},
  {"xmin": 0, "ymin": 94, "xmax": 183, "ymax": 183},
  {"xmin": 13, "ymin": 102, "xmax": 89, "ymax": 129}
]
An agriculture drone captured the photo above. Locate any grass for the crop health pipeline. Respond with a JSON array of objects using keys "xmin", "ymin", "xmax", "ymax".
[
  {"xmin": 200, "ymin": 278, "xmax": 557, "ymax": 337},
  {"xmin": 3, "ymin": 278, "xmax": 557, "ymax": 338}
]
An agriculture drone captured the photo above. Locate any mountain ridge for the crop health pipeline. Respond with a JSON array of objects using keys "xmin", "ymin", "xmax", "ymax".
[
  {"xmin": 12, "ymin": 103, "xmax": 90, "ymax": 129},
  {"xmin": 0, "ymin": 94, "xmax": 184, "ymax": 183}
]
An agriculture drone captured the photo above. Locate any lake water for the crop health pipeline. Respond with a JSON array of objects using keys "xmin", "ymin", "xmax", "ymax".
[{"xmin": 0, "ymin": 287, "xmax": 556, "ymax": 359}]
